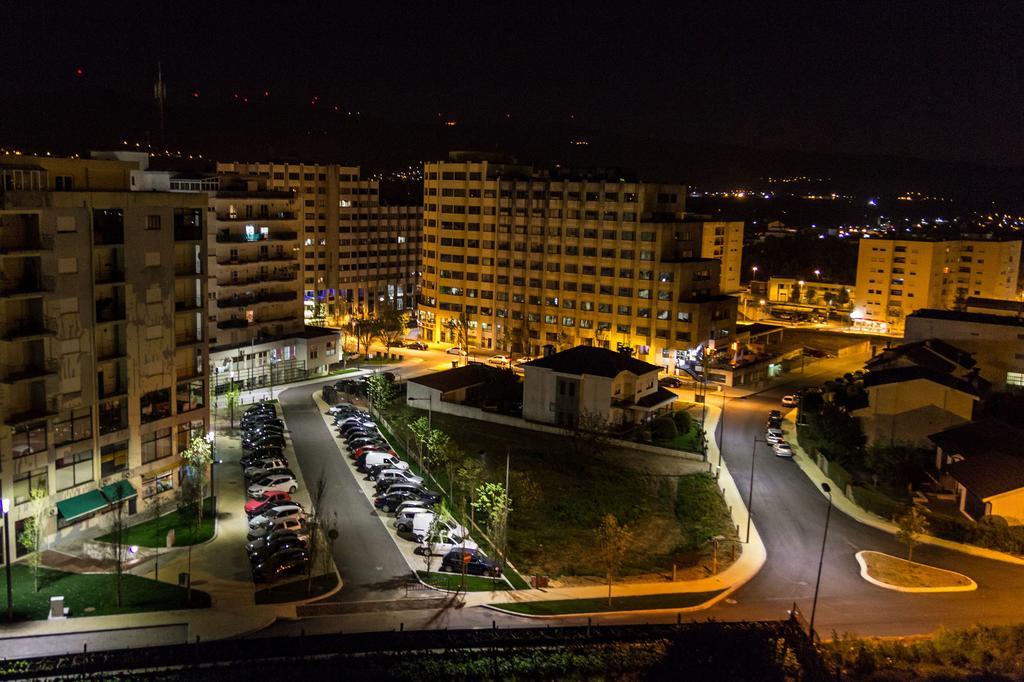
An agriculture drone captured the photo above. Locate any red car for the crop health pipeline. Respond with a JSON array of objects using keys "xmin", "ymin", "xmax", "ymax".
[
  {"xmin": 244, "ymin": 490, "xmax": 291, "ymax": 515},
  {"xmin": 352, "ymin": 445, "xmax": 397, "ymax": 459}
]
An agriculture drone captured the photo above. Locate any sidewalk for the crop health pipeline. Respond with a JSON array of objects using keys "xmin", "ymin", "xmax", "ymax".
[{"xmin": 784, "ymin": 413, "xmax": 1024, "ymax": 567}]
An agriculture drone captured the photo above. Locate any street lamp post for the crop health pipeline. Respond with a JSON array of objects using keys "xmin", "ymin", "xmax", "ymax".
[
  {"xmin": 269, "ymin": 356, "xmax": 279, "ymax": 401},
  {"xmin": 809, "ymin": 482, "xmax": 833, "ymax": 641},
  {"xmin": 746, "ymin": 438, "xmax": 766, "ymax": 543},
  {"xmin": 2, "ymin": 498, "xmax": 11, "ymax": 621}
]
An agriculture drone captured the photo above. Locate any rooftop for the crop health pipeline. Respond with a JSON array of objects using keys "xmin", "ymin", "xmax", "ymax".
[
  {"xmin": 737, "ymin": 323, "xmax": 784, "ymax": 337},
  {"xmin": 931, "ymin": 421, "xmax": 1024, "ymax": 499},
  {"xmin": 862, "ymin": 366, "xmax": 988, "ymax": 397},
  {"xmin": 907, "ymin": 308, "xmax": 1024, "ymax": 328},
  {"xmin": 524, "ymin": 345, "xmax": 662, "ymax": 378},
  {"xmin": 407, "ymin": 364, "xmax": 507, "ymax": 393},
  {"xmin": 865, "ymin": 338, "xmax": 977, "ymax": 374},
  {"xmin": 965, "ymin": 297, "xmax": 1024, "ymax": 313}
]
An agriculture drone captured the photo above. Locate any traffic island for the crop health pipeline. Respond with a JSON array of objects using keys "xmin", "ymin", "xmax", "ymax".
[
  {"xmin": 489, "ymin": 589, "xmax": 726, "ymax": 617},
  {"xmin": 855, "ymin": 551, "xmax": 976, "ymax": 593}
]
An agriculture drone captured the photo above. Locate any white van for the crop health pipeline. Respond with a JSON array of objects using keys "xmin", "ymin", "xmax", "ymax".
[
  {"xmin": 362, "ymin": 452, "xmax": 408, "ymax": 472},
  {"xmin": 411, "ymin": 513, "xmax": 468, "ymax": 543}
]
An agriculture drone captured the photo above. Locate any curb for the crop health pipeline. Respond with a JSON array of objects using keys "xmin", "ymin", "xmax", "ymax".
[{"xmin": 854, "ymin": 551, "xmax": 977, "ymax": 593}]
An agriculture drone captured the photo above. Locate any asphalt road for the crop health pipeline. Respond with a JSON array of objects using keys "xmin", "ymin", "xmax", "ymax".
[
  {"xmin": 272, "ymin": 354, "xmax": 1024, "ymax": 638},
  {"xmin": 279, "ymin": 378, "xmax": 414, "ymax": 602}
]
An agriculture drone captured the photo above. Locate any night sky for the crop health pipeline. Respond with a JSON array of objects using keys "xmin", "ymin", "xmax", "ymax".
[{"xmin": 3, "ymin": 1, "xmax": 1022, "ymax": 173}]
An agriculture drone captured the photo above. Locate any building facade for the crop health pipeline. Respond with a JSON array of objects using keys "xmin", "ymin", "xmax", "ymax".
[
  {"xmin": 418, "ymin": 153, "xmax": 738, "ymax": 373},
  {"xmin": 854, "ymin": 237, "xmax": 1021, "ymax": 333},
  {"xmin": 761, "ymin": 276, "xmax": 855, "ymax": 320},
  {"xmin": 216, "ymin": 162, "xmax": 422, "ymax": 322},
  {"xmin": 0, "ymin": 155, "xmax": 209, "ymax": 553}
]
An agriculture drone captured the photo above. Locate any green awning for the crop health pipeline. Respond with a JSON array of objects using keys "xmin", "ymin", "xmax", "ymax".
[
  {"xmin": 101, "ymin": 481, "xmax": 138, "ymax": 504},
  {"xmin": 55, "ymin": 490, "xmax": 108, "ymax": 523}
]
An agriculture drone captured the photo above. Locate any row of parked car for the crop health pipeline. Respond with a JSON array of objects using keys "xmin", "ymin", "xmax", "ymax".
[
  {"xmin": 766, "ymin": 409, "xmax": 794, "ymax": 458},
  {"xmin": 328, "ymin": 401, "xmax": 503, "ymax": 578},
  {"xmin": 237, "ymin": 402, "xmax": 311, "ymax": 583}
]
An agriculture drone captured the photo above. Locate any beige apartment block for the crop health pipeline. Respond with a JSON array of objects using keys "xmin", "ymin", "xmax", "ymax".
[
  {"xmin": 418, "ymin": 153, "xmax": 737, "ymax": 372},
  {"xmin": 217, "ymin": 162, "xmax": 422, "ymax": 322},
  {"xmin": 0, "ymin": 155, "xmax": 209, "ymax": 555},
  {"xmin": 854, "ymin": 237, "xmax": 1021, "ymax": 333}
]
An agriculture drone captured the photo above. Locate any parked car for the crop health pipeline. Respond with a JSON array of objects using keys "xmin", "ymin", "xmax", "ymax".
[
  {"xmin": 365, "ymin": 462, "xmax": 411, "ymax": 480},
  {"xmin": 440, "ymin": 548, "xmax": 501, "ymax": 577},
  {"xmin": 245, "ymin": 527, "xmax": 308, "ymax": 554},
  {"xmin": 768, "ymin": 409, "xmax": 782, "ymax": 420},
  {"xmin": 773, "ymin": 442, "xmax": 794, "ymax": 457},
  {"xmin": 411, "ymin": 513, "xmax": 468, "ymax": 543},
  {"xmin": 243, "ymin": 458, "xmax": 289, "ymax": 480},
  {"xmin": 394, "ymin": 506, "xmax": 435, "ymax": 533},
  {"xmin": 349, "ymin": 437, "xmax": 388, "ymax": 452},
  {"xmin": 781, "ymin": 394, "xmax": 800, "ymax": 407},
  {"xmin": 243, "ymin": 435, "xmax": 285, "ymax": 451},
  {"xmin": 248, "ymin": 535, "xmax": 308, "ymax": 563},
  {"xmin": 374, "ymin": 470, "xmax": 424, "ymax": 493},
  {"xmin": 513, "ymin": 356, "xmax": 532, "ymax": 366},
  {"xmin": 248, "ymin": 474, "xmax": 298, "ymax": 498},
  {"xmin": 359, "ymin": 452, "xmax": 407, "ymax": 473},
  {"xmin": 487, "ymin": 354, "xmax": 510, "ymax": 366},
  {"xmin": 239, "ymin": 447, "xmax": 285, "ymax": 467},
  {"xmin": 766, "ymin": 428, "xmax": 784, "ymax": 444},
  {"xmin": 247, "ymin": 516, "xmax": 307, "ymax": 541},
  {"xmin": 245, "ymin": 466, "xmax": 294, "ymax": 483},
  {"xmin": 252, "ymin": 550, "xmax": 309, "ymax": 583},
  {"xmin": 659, "ymin": 376, "xmax": 684, "ymax": 388},
  {"xmin": 248, "ymin": 503, "xmax": 305, "ymax": 529},
  {"xmin": 394, "ymin": 498, "xmax": 436, "ymax": 517},
  {"xmin": 446, "ymin": 346, "xmax": 468, "ymax": 356},
  {"xmin": 244, "ymin": 404, "xmax": 276, "ymax": 418},
  {"xmin": 353, "ymin": 446, "xmax": 397, "ymax": 460},
  {"xmin": 417, "ymin": 529, "xmax": 478, "ymax": 556},
  {"xmin": 373, "ymin": 488, "xmax": 441, "ymax": 513},
  {"xmin": 404, "ymin": 341, "xmax": 428, "ymax": 351},
  {"xmin": 244, "ymin": 490, "xmax": 291, "ymax": 516},
  {"xmin": 767, "ymin": 417, "xmax": 782, "ymax": 430}
]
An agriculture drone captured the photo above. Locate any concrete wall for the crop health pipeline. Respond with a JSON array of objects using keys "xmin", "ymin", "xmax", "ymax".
[
  {"xmin": 905, "ymin": 315, "xmax": 1024, "ymax": 390},
  {"xmin": 855, "ymin": 379, "xmax": 976, "ymax": 447}
]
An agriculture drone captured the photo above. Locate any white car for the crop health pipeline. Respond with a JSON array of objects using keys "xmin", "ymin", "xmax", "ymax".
[
  {"xmin": 773, "ymin": 441, "xmax": 794, "ymax": 457},
  {"xmin": 394, "ymin": 505, "xmax": 435, "ymax": 532},
  {"xmin": 781, "ymin": 395, "xmax": 799, "ymax": 407},
  {"xmin": 411, "ymin": 513, "xmax": 469, "ymax": 543},
  {"xmin": 248, "ymin": 474, "xmax": 298, "ymax": 498},
  {"xmin": 247, "ymin": 516, "xmax": 307, "ymax": 541},
  {"xmin": 418, "ymin": 530, "xmax": 478, "ymax": 556},
  {"xmin": 446, "ymin": 346, "xmax": 469, "ymax": 356},
  {"xmin": 248, "ymin": 504, "xmax": 304, "ymax": 529},
  {"xmin": 487, "ymin": 355, "xmax": 510, "ymax": 366},
  {"xmin": 766, "ymin": 428, "xmax": 784, "ymax": 444}
]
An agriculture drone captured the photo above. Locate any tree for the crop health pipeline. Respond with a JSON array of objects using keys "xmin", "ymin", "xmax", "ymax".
[
  {"xmin": 455, "ymin": 459, "xmax": 485, "ymax": 526},
  {"xmin": 896, "ymin": 507, "xmax": 929, "ymax": 561},
  {"xmin": 306, "ymin": 469, "xmax": 331, "ymax": 594},
  {"xmin": 18, "ymin": 487, "xmax": 48, "ymax": 592},
  {"xmin": 180, "ymin": 436, "xmax": 213, "ymax": 525},
  {"xmin": 107, "ymin": 481, "xmax": 133, "ymax": 608},
  {"xmin": 409, "ymin": 416, "xmax": 431, "ymax": 463},
  {"xmin": 225, "ymin": 382, "xmax": 241, "ymax": 432},
  {"xmin": 508, "ymin": 470, "xmax": 542, "ymax": 514},
  {"xmin": 564, "ymin": 408, "xmax": 612, "ymax": 458},
  {"xmin": 596, "ymin": 514, "xmax": 633, "ymax": 606},
  {"xmin": 353, "ymin": 317, "xmax": 379, "ymax": 354},
  {"xmin": 789, "ymin": 283, "xmax": 801, "ymax": 303},
  {"xmin": 804, "ymin": 286, "xmax": 818, "ymax": 304},
  {"xmin": 366, "ymin": 373, "xmax": 398, "ymax": 417},
  {"xmin": 835, "ymin": 287, "xmax": 851, "ymax": 308},
  {"xmin": 472, "ymin": 482, "xmax": 513, "ymax": 568},
  {"xmin": 424, "ymin": 429, "xmax": 454, "ymax": 488},
  {"xmin": 446, "ymin": 310, "xmax": 471, "ymax": 361},
  {"xmin": 375, "ymin": 301, "xmax": 406, "ymax": 357}
]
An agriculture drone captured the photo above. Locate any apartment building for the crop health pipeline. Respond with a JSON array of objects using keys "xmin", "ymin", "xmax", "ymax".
[
  {"xmin": 0, "ymin": 155, "xmax": 209, "ymax": 553},
  {"xmin": 689, "ymin": 220, "xmax": 743, "ymax": 293},
  {"xmin": 217, "ymin": 162, "xmax": 422, "ymax": 322},
  {"xmin": 854, "ymin": 237, "xmax": 1021, "ymax": 333},
  {"xmin": 418, "ymin": 153, "xmax": 738, "ymax": 373}
]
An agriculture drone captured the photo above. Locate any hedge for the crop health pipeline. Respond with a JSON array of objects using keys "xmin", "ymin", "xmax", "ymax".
[{"xmin": 851, "ymin": 486, "xmax": 910, "ymax": 521}]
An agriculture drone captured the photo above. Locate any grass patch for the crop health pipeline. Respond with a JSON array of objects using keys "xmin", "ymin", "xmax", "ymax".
[
  {"xmin": 254, "ymin": 573, "xmax": 339, "ymax": 604},
  {"xmin": 662, "ymin": 424, "xmax": 701, "ymax": 452},
  {"xmin": 416, "ymin": 570, "xmax": 512, "ymax": 592},
  {"xmin": 386, "ymin": 409, "xmax": 735, "ymax": 582},
  {"xmin": 493, "ymin": 589, "xmax": 725, "ymax": 616},
  {"xmin": 329, "ymin": 367, "xmax": 359, "ymax": 376},
  {"xmin": 859, "ymin": 551, "xmax": 973, "ymax": 589},
  {"xmin": 96, "ymin": 498, "xmax": 215, "ymax": 548},
  {"xmin": 5, "ymin": 565, "xmax": 209, "ymax": 621}
]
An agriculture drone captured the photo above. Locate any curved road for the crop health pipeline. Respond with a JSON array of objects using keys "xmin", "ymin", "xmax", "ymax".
[{"xmin": 272, "ymin": 363, "xmax": 1024, "ymax": 638}]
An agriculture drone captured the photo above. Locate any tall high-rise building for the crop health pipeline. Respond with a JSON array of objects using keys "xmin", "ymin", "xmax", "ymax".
[
  {"xmin": 0, "ymin": 155, "xmax": 209, "ymax": 550},
  {"xmin": 418, "ymin": 153, "xmax": 738, "ymax": 372},
  {"xmin": 217, "ymin": 162, "xmax": 422, "ymax": 321},
  {"xmin": 854, "ymin": 236, "xmax": 1021, "ymax": 333}
]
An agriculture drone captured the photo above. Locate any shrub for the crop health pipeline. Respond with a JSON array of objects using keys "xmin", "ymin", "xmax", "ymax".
[
  {"xmin": 652, "ymin": 417, "xmax": 678, "ymax": 442},
  {"xmin": 672, "ymin": 410, "xmax": 692, "ymax": 434},
  {"xmin": 851, "ymin": 486, "xmax": 909, "ymax": 521}
]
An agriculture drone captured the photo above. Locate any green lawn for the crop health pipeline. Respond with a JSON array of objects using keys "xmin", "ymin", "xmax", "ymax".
[
  {"xmin": 95, "ymin": 498, "xmax": 215, "ymax": 548},
  {"xmin": 329, "ymin": 367, "xmax": 359, "ymax": 376},
  {"xmin": 5, "ymin": 564, "xmax": 209, "ymax": 621},
  {"xmin": 254, "ymin": 573, "xmax": 338, "ymax": 604},
  {"xmin": 416, "ymin": 570, "xmax": 512, "ymax": 592},
  {"xmin": 492, "ymin": 590, "xmax": 725, "ymax": 616},
  {"xmin": 661, "ymin": 424, "xmax": 702, "ymax": 453},
  {"xmin": 388, "ymin": 409, "xmax": 735, "ymax": 582}
]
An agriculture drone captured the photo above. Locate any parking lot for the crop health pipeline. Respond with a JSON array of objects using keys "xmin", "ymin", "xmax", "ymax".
[{"xmin": 311, "ymin": 390, "xmax": 514, "ymax": 591}]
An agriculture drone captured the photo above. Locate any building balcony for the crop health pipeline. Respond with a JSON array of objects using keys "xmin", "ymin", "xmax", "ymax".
[
  {"xmin": 5, "ymin": 405, "xmax": 58, "ymax": 427},
  {"xmin": 215, "ymin": 212, "xmax": 296, "ymax": 223},
  {"xmin": 1, "ymin": 316, "xmax": 57, "ymax": 342},
  {"xmin": 95, "ymin": 305, "xmax": 126, "ymax": 324},
  {"xmin": 0, "ymin": 360, "xmax": 58, "ymax": 384},
  {"xmin": 216, "ymin": 230, "xmax": 298, "ymax": 244},
  {"xmin": 215, "ymin": 271, "xmax": 297, "ymax": 288},
  {"xmin": 215, "ymin": 253, "xmax": 297, "ymax": 266},
  {"xmin": 175, "ymin": 265, "xmax": 204, "ymax": 278},
  {"xmin": 217, "ymin": 312, "xmax": 295, "ymax": 330},
  {"xmin": 174, "ymin": 225, "xmax": 204, "ymax": 242},
  {"xmin": 175, "ymin": 299, "xmax": 203, "ymax": 313},
  {"xmin": 215, "ymin": 290, "xmax": 297, "ymax": 309},
  {"xmin": 0, "ymin": 275, "xmax": 55, "ymax": 299},
  {"xmin": 0, "ymin": 233, "xmax": 54, "ymax": 255},
  {"xmin": 95, "ymin": 267, "xmax": 126, "ymax": 285},
  {"xmin": 175, "ymin": 332, "xmax": 204, "ymax": 347}
]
